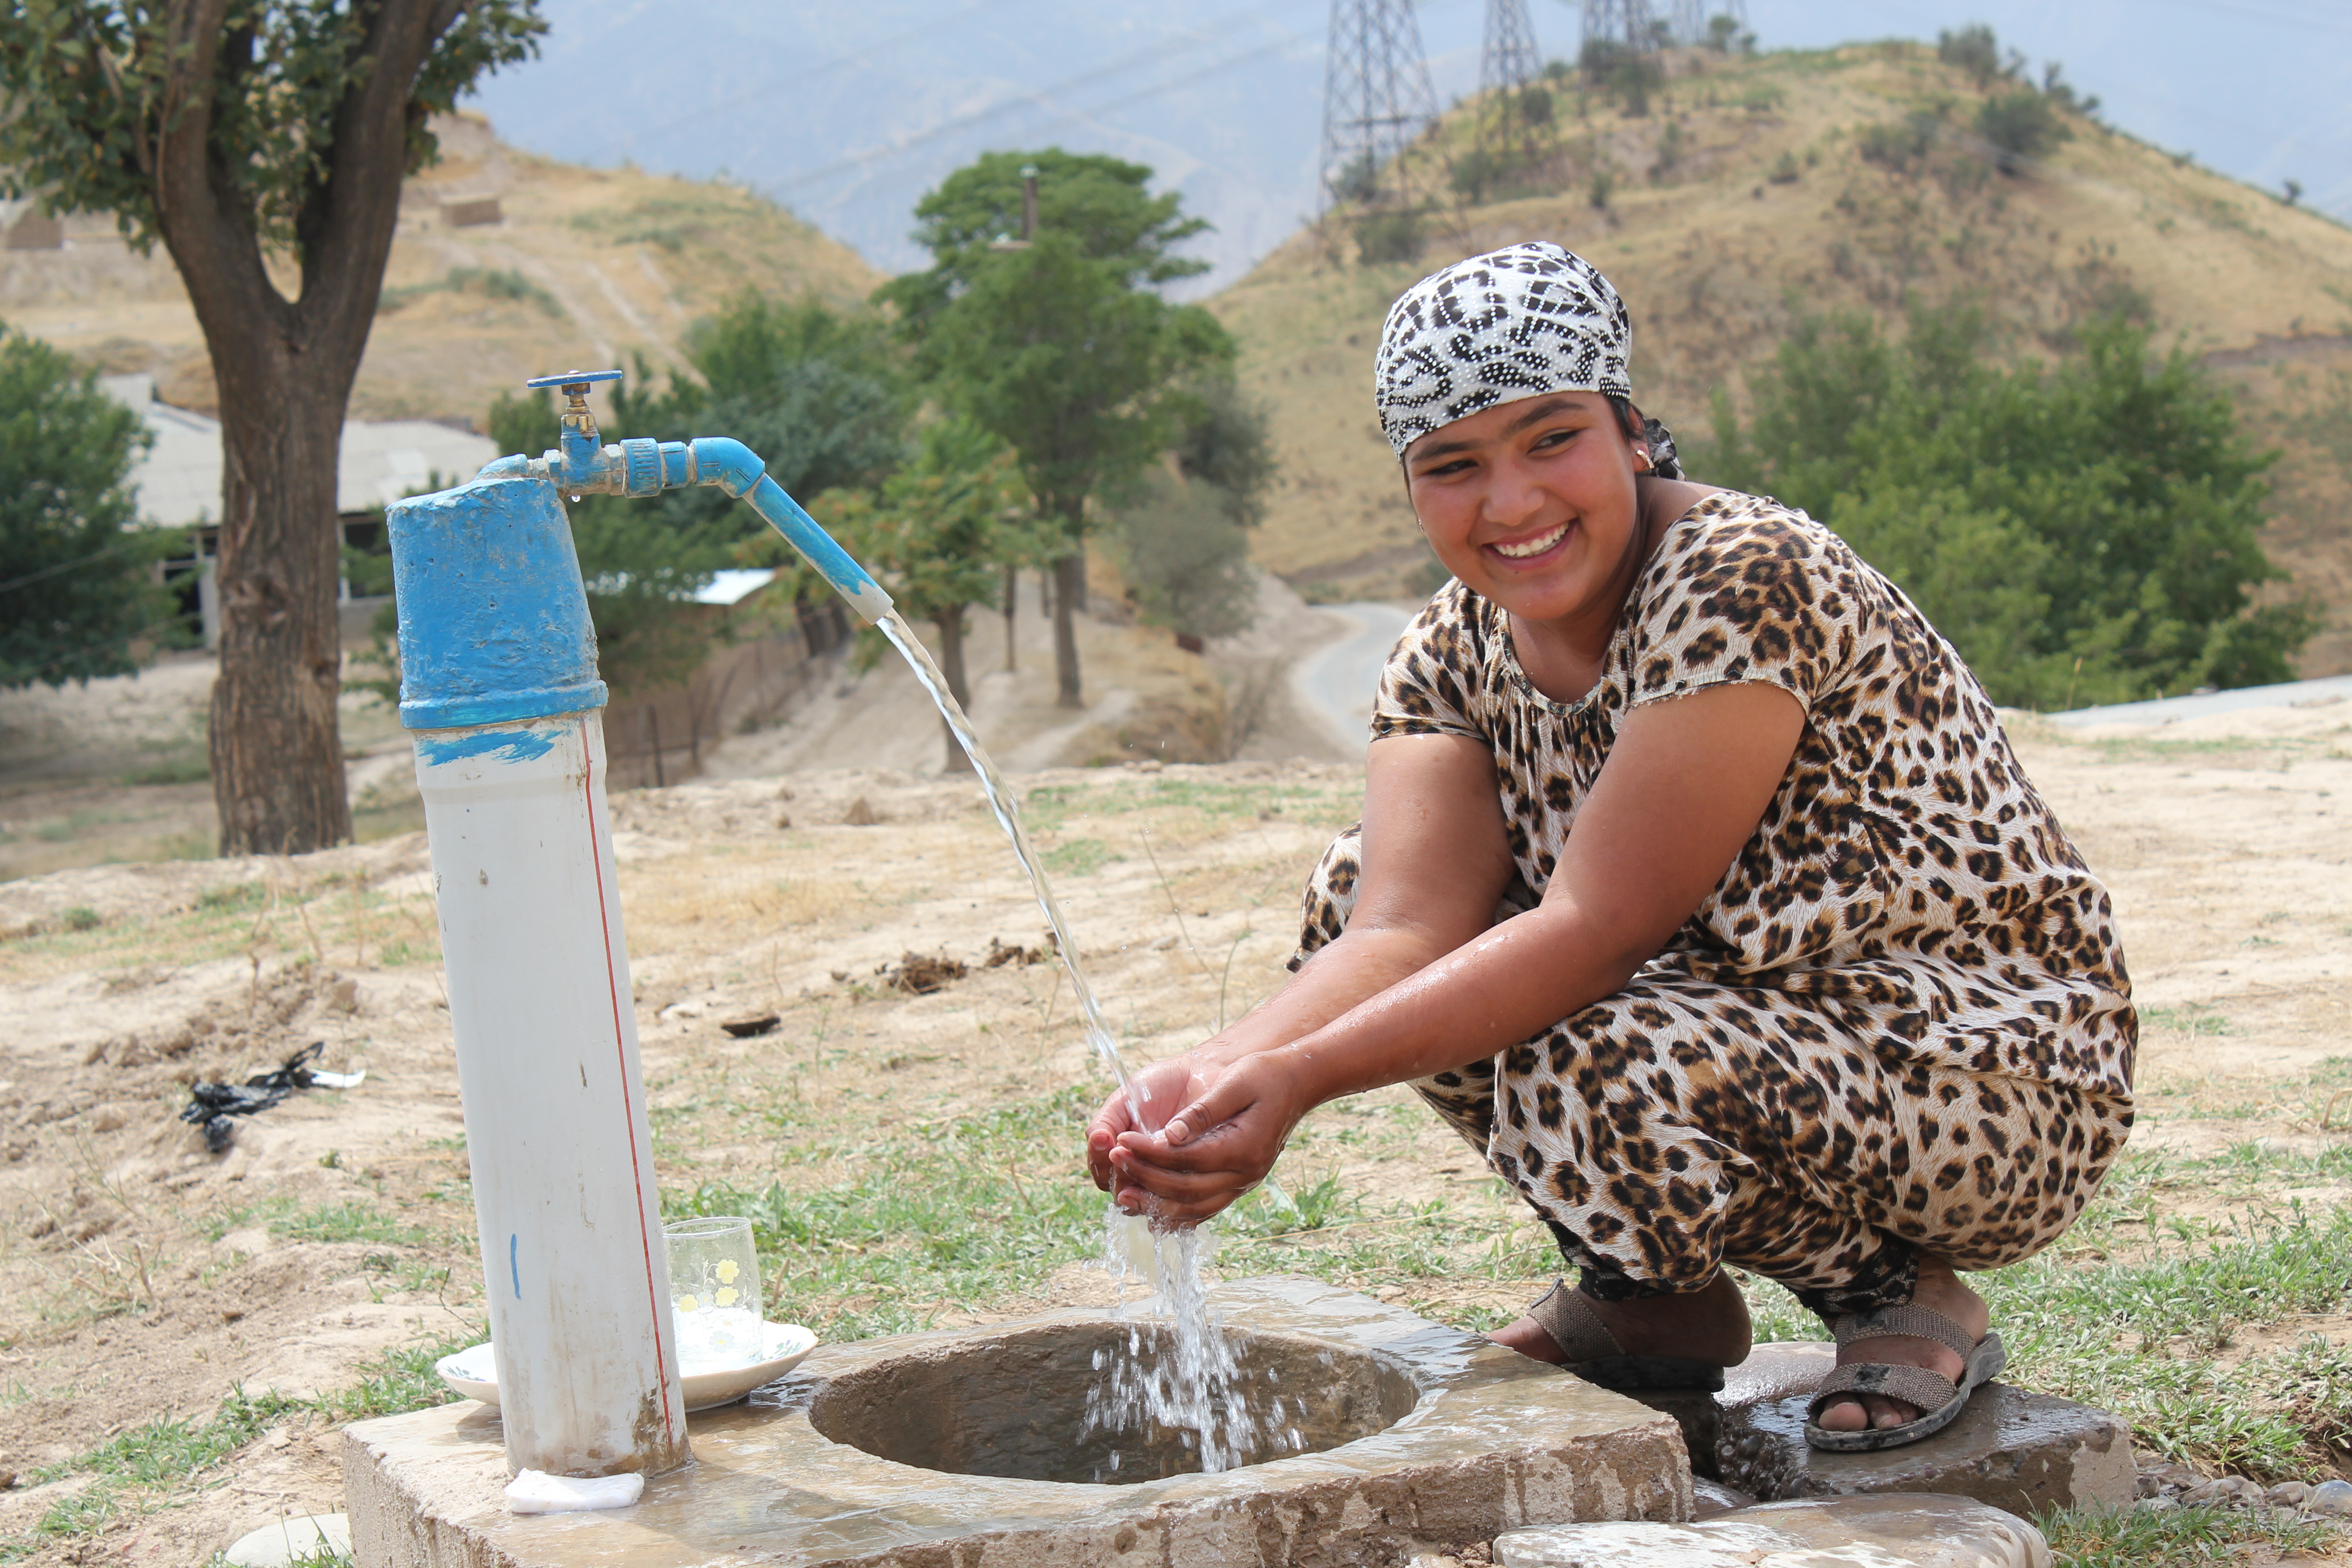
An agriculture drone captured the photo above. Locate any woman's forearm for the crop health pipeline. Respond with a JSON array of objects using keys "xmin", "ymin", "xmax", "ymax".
[
  {"xmin": 1271, "ymin": 897, "xmax": 1641, "ymax": 1106},
  {"xmin": 1191, "ymin": 923, "xmax": 1460, "ymax": 1070}
]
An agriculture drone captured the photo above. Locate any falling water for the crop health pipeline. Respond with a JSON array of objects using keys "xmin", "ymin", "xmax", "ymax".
[
  {"xmin": 874, "ymin": 609, "xmax": 1261, "ymax": 1471},
  {"xmin": 876, "ymin": 611, "xmax": 1134, "ymax": 1108}
]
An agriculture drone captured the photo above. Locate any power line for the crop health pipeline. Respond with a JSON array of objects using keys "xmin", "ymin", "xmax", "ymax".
[{"xmin": 764, "ymin": 0, "xmax": 1319, "ymax": 197}]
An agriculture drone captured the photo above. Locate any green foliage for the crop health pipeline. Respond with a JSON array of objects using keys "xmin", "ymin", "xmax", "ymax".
[
  {"xmin": 1979, "ymin": 89, "xmax": 2069, "ymax": 174},
  {"xmin": 1111, "ymin": 475, "xmax": 1256, "ymax": 642},
  {"xmin": 1352, "ymin": 209, "xmax": 1424, "ymax": 264},
  {"xmin": 2038, "ymin": 1503, "xmax": 2338, "ymax": 1567},
  {"xmin": 1704, "ymin": 14, "xmax": 1754, "ymax": 54},
  {"xmin": 1171, "ymin": 375, "xmax": 1276, "ymax": 526},
  {"xmin": 1580, "ymin": 39, "xmax": 1661, "ymax": 115},
  {"xmin": 377, "ymin": 265, "xmax": 559, "ymax": 317},
  {"xmin": 1702, "ymin": 299, "xmax": 2309, "ymax": 708},
  {"xmin": 0, "ymin": 1, "xmax": 545, "ymax": 255},
  {"xmin": 1936, "ymin": 24, "xmax": 2008, "ymax": 87},
  {"xmin": 480, "ymin": 293, "xmax": 915, "ymax": 694},
  {"xmin": 794, "ymin": 417, "xmax": 1041, "ymax": 648},
  {"xmin": 0, "ymin": 328, "xmax": 177, "ymax": 690},
  {"xmin": 881, "ymin": 150, "xmax": 1230, "ymax": 536}
]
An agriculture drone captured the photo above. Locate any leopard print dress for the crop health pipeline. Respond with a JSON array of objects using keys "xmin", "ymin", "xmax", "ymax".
[{"xmin": 1294, "ymin": 492, "xmax": 2136, "ymax": 1315}]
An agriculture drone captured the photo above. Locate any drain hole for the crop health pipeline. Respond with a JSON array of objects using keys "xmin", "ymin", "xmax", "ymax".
[{"xmin": 808, "ymin": 1321, "xmax": 1419, "ymax": 1485}]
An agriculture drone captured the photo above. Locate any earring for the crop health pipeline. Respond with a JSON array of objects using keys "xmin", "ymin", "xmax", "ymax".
[{"xmin": 1633, "ymin": 450, "xmax": 1651, "ymax": 471}]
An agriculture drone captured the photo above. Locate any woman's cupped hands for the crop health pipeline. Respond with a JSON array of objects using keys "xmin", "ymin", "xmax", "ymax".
[{"xmin": 1084, "ymin": 1049, "xmax": 1314, "ymax": 1225}]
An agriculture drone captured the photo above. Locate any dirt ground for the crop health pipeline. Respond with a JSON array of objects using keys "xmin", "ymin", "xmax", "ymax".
[{"xmin": 1, "ymin": 687, "xmax": 2350, "ymax": 1562}]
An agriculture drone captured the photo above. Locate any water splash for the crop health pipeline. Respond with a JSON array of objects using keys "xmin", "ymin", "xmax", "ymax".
[{"xmin": 875, "ymin": 609, "xmax": 1260, "ymax": 1472}]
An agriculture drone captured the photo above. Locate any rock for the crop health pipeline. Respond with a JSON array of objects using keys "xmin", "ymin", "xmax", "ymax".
[
  {"xmin": 2266, "ymin": 1481, "xmax": 2310, "ymax": 1508},
  {"xmin": 224, "ymin": 1513, "xmax": 351, "ymax": 1568},
  {"xmin": 87, "ymin": 1104, "xmax": 127, "ymax": 1133},
  {"xmin": 1691, "ymin": 1477, "xmax": 1755, "ymax": 1518},
  {"xmin": 2306, "ymin": 1478, "xmax": 2352, "ymax": 1516},
  {"xmin": 1494, "ymin": 1493, "xmax": 2050, "ymax": 1567},
  {"xmin": 329, "ymin": 977, "xmax": 360, "ymax": 1013},
  {"xmin": 842, "ymin": 795, "xmax": 881, "ymax": 826},
  {"xmin": 1716, "ymin": 1381, "xmax": 2134, "ymax": 1519}
]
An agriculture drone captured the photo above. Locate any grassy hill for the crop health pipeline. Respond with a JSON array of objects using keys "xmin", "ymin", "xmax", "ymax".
[
  {"xmin": 1212, "ymin": 40, "xmax": 2352, "ymax": 676},
  {"xmin": 0, "ymin": 112, "xmax": 882, "ymax": 430}
]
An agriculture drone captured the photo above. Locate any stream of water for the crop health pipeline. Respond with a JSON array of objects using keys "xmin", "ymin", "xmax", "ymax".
[{"xmin": 875, "ymin": 610, "xmax": 1260, "ymax": 1472}]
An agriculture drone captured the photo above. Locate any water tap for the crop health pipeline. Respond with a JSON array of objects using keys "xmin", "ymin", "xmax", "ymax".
[{"xmin": 525, "ymin": 369, "xmax": 624, "ymax": 487}]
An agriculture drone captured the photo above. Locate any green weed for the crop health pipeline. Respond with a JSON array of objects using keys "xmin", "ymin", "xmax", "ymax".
[
  {"xmin": 2038, "ymin": 1502, "xmax": 2337, "ymax": 1566},
  {"xmin": 195, "ymin": 880, "xmax": 268, "ymax": 914},
  {"xmin": 1042, "ymin": 838, "xmax": 1115, "ymax": 876}
]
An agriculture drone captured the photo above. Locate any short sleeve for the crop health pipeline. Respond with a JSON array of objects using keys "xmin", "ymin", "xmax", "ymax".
[
  {"xmin": 1368, "ymin": 583, "xmax": 1488, "ymax": 743},
  {"xmin": 1623, "ymin": 502, "xmax": 1859, "ymax": 715}
]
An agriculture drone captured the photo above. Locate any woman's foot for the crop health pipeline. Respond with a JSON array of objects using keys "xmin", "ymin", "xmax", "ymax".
[
  {"xmin": 1812, "ymin": 1264, "xmax": 1990, "ymax": 1435},
  {"xmin": 1490, "ymin": 1271, "xmax": 1753, "ymax": 1369}
]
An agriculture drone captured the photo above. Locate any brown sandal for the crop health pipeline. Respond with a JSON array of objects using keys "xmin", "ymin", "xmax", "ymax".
[
  {"xmin": 1527, "ymin": 1280, "xmax": 1728, "ymax": 1392},
  {"xmin": 1804, "ymin": 1303, "xmax": 2005, "ymax": 1452}
]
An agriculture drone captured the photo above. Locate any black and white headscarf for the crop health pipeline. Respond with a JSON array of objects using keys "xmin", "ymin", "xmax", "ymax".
[{"xmin": 1374, "ymin": 241, "xmax": 1681, "ymax": 477}]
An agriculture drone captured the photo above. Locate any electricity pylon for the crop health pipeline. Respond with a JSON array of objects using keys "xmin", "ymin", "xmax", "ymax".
[
  {"xmin": 1466, "ymin": 0, "xmax": 1555, "ymax": 202},
  {"xmin": 1481, "ymin": 0, "xmax": 1542, "ymax": 94},
  {"xmin": 1666, "ymin": 1, "xmax": 1747, "ymax": 46},
  {"xmin": 1582, "ymin": 0, "xmax": 1659, "ymax": 53},
  {"xmin": 1317, "ymin": 0, "xmax": 1440, "ymax": 220}
]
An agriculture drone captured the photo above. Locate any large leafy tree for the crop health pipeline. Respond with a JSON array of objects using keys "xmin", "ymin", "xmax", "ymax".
[
  {"xmin": 0, "ymin": 0, "xmax": 545, "ymax": 854},
  {"xmin": 0, "ymin": 329, "xmax": 172, "ymax": 689},
  {"xmin": 481, "ymin": 292, "xmax": 913, "ymax": 695},
  {"xmin": 881, "ymin": 149, "xmax": 1231, "ymax": 707},
  {"xmin": 798, "ymin": 418, "xmax": 1041, "ymax": 769},
  {"xmin": 1704, "ymin": 301, "xmax": 2310, "ymax": 709}
]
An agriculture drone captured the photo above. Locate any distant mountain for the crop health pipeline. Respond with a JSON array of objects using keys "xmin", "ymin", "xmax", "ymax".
[
  {"xmin": 464, "ymin": 0, "xmax": 1504, "ymax": 294},
  {"xmin": 1210, "ymin": 41, "xmax": 2352, "ymax": 675},
  {"xmin": 464, "ymin": 1, "xmax": 2351, "ymax": 296}
]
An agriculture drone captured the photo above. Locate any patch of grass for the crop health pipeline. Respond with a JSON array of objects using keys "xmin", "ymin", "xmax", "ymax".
[
  {"xmin": 124, "ymin": 754, "xmax": 210, "ymax": 785},
  {"xmin": 8, "ymin": 1321, "xmax": 480, "ymax": 1560},
  {"xmin": 2038, "ymin": 1502, "xmax": 2338, "ymax": 1566},
  {"xmin": 667, "ymin": 1087, "xmax": 1115, "ymax": 1341},
  {"xmin": 377, "ymin": 265, "xmax": 560, "ymax": 316},
  {"xmin": 317, "ymin": 1322, "xmax": 480, "ymax": 1422},
  {"xmin": 58, "ymin": 906, "xmax": 101, "ymax": 932},
  {"xmin": 2140, "ymin": 1003, "xmax": 2231, "ymax": 1037},
  {"xmin": 272, "ymin": 1203, "xmax": 438, "ymax": 1249},
  {"xmin": 195, "ymin": 880, "xmax": 267, "ymax": 914},
  {"xmin": 3, "ymin": 1386, "xmax": 307, "ymax": 1560},
  {"xmin": 1042, "ymin": 838, "xmax": 1114, "ymax": 876}
]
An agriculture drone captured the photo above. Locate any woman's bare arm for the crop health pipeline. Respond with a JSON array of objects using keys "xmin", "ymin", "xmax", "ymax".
[{"xmin": 1104, "ymin": 679, "xmax": 1805, "ymax": 1220}]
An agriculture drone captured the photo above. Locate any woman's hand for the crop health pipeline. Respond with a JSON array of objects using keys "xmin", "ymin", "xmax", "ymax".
[
  {"xmin": 1083, "ymin": 1055, "xmax": 1220, "ymax": 1198},
  {"xmin": 1100, "ymin": 1052, "xmax": 1314, "ymax": 1225}
]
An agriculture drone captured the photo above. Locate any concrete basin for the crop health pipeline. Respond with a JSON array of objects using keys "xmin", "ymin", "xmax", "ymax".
[{"xmin": 343, "ymin": 1276, "xmax": 1693, "ymax": 1567}]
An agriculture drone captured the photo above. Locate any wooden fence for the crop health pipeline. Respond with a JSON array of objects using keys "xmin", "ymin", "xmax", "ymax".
[{"xmin": 602, "ymin": 598, "xmax": 851, "ymax": 791}]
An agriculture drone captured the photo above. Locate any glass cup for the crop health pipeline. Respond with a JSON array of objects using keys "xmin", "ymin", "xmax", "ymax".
[{"xmin": 664, "ymin": 1215, "xmax": 763, "ymax": 1368}]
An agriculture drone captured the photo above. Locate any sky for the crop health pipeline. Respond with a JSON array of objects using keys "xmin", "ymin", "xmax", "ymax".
[{"xmin": 464, "ymin": 0, "xmax": 2352, "ymax": 295}]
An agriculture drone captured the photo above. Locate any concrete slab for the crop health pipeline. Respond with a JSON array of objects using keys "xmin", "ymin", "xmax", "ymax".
[
  {"xmin": 1717, "ymin": 1381, "xmax": 2134, "ymax": 1519},
  {"xmin": 1493, "ymin": 1493, "xmax": 2052, "ymax": 1567},
  {"xmin": 343, "ymin": 1277, "xmax": 1692, "ymax": 1568}
]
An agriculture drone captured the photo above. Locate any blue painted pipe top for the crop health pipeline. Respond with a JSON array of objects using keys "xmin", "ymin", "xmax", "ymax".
[{"xmin": 387, "ymin": 476, "xmax": 607, "ymax": 731}]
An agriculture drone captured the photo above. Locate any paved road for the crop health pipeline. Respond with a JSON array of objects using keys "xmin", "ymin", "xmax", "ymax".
[
  {"xmin": 1292, "ymin": 602, "xmax": 1415, "ymax": 756},
  {"xmin": 2051, "ymin": 673, "xmax": 2352, "ymax": 727}
]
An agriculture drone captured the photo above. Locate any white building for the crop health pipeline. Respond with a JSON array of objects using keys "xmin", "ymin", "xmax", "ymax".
[{"xmin": 99, "ymin": 373, "xmax": 499, "ymax": 647}]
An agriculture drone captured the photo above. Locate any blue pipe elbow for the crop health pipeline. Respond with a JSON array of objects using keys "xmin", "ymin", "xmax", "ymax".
[{"xmin": 689, "ymin": 437, "xmax": 893, "ymax": 624}]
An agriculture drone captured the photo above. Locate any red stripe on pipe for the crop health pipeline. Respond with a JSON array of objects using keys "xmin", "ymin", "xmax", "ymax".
[{"xmin": 582, "ymin": 719, "xmax": 681, "ymax": 1442}]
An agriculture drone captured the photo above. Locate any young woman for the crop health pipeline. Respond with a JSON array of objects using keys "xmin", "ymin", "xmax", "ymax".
[{"xmin": 1084, "ymin": 242, "xmax": 2135, "ymax": 1452}]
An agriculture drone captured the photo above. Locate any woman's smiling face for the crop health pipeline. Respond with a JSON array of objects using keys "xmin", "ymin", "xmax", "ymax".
[{"xmin": 1403, "ymin": 391, "xmax": 1647, "ymax": 627}]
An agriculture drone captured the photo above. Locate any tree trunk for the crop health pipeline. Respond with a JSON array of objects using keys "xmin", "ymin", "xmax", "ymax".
[
  {"xmin": 1052, "ymin": 551, "xmax": 1086, "ymax": 708},
  {"xmin": 933, "ymin": 607, "xmax": 973, "ymax": 773},
  {"xmin": 206, "ymin": 375, "xmax": 353, "ymax": 852},
  {"xmin": 147, "ymin": 0, "xmax": 451, "ymax": 855},
  {"xmin": 1002, "ymin": 563, "xmax": 1018, "ymax": 673}
]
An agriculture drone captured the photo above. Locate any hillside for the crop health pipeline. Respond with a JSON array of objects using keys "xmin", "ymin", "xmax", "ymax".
[
  {"xmin": 0, "ymin": 113, "xmax": 882, "ymax": 430},
  {"xmin": 1213, "ymin": 41, "xmax": 2352, "ymax": 675}
]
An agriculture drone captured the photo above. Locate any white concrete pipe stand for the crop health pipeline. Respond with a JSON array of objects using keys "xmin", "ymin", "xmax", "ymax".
[
  {"xmin": 385, "ymin": 369, "xmax": 901, "ymax": 1479},
  {"xmin": 388, "ymin": 468, "xmax": 688, "ymax": 1478}
]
